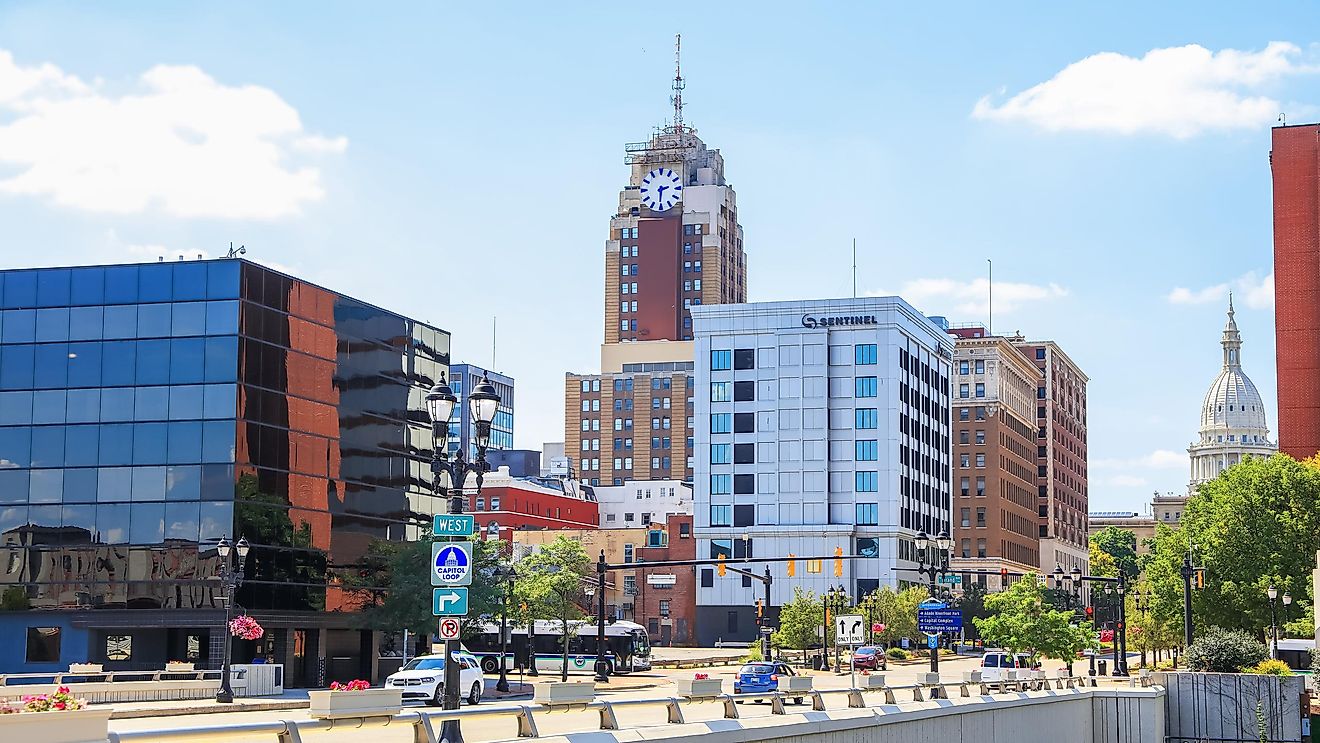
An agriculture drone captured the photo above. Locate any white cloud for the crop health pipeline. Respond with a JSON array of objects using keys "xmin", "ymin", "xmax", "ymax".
[
  {"xmin": 871, "ymin": 277, "xmax": 1067, "ymax": 317},
  {"xmin": 0, "ymin": 50, "xmax": 345, "ymax": 219},
  {"xmin": 1167, "ymin": 270, "xmax": 1274, "ymax": 309},
  {"xmin": 973, "ymin": 42, "xmax": 1314, "ymax": 138}
]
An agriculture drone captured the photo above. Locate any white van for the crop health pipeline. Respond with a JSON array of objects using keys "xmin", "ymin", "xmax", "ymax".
[{"xmin": 979, "ymin": 650, "xmax": 1037, "ymax": 681}]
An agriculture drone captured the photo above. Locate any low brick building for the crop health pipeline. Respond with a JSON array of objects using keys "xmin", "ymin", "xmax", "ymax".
[{"xmin": 633, "ymin": 515, "xmax": 696, "ymax": 647}]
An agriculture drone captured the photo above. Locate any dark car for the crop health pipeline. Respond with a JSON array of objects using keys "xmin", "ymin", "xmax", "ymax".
[
  {"xmin": 850, "ymin": 645, "xmax": 887, "ymax": 670},
  {"xmin": 733, "ymin": 661, "xmax": 804, "ymax": 703}
]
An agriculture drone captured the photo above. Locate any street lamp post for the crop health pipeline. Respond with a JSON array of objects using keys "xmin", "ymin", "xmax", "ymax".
[
  {"xmin": 213, "ymin": 536, "xmax": 250, "ymax": 704},
  {"xmin": 1115, "ymin": 573, "xmax": 1129, "ymax": 676},
  {"xmin": 827, "ymin": 586, "xmax": 847, "ymax": 674},
  {"xmin": 593, "ymin": 550, "xmax": 610, "ymax": 683},
  {"xmin": 424, "ymin": 373, "xmax": 500, "ymax": 743},
  {"xmin": 914, "ymin": 530, "xmax": 952, "ymax": 677},
  {"xmin": 1268, "ymin": 584, "xmax": 1279, "ymax": 660},
  {"xmin": 494, "ymin": 565, "xmax": 516, "ymax": 692},
  {"xmin": 820, "ymin": 590, "xmax": 831, "ymax": 672}
]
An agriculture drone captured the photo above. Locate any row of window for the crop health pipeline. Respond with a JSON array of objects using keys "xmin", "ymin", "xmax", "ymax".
[
  {"xmin": 683, "ymin": 280, "xmax": 702, "ymax": 292},
  {"xmin": 621, "ymin": 264, "xmax": 638, "ymax": 276},
  {"xmin": 957, "ymin": 359, "xmax": 986, "ymax": 375},
  {"xmin": 0, "ymin": 463, "xmax": 235, "ymax": 505},
  {"xmin": 0, "ymin": 500, "xmax": 233, "ymax": 545},
  {"xmin": 0, "ymin": 262, "xmax": 240, "ymax": 310},
  {"xmin": 710, "ymin": 439, "xmax": 879, "ymax": 464},
  {"xmin": 710, "ymin": 469, "xmax": 879, "ymax": 496},
  {"xmin": 958, "ymin": 453, "xmax": 987, "ymax": 468},
  {"xmin": 709, "ymin": 502, "xmax": 881, "ymax": 527},
  {"xmin": 0, "ymin": 421, "xmax": 237, "ymax": 469},
  {"xmin": 957, "ymin": 383, "xmax": 986, "ymax": 398},
  {"xmin": 0, "ymin": 337, "xmax": 239, "ymax": 390},
  {"xmin": 710, "ymin": 345, "xmax": 880, "ymax": 371},
  {"xmin": 709, "ymin": 408, "xmax": 882, "ymax": 434},
  {"xmin": 0, "ymin": 384, "xmax": 235, "ymax": 426},
  {"xmin": 0, "ymin": 300, "xmax": 239, "ymax": 345}
]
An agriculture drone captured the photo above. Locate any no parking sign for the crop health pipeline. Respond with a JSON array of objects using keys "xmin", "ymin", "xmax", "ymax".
[{"xmin": 438, "ymin": 617, "xmax": 461, "ymax": 640}]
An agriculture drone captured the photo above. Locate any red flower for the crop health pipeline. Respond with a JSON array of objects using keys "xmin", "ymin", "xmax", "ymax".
[{"xmin": 53, "ymin": 702, "xmax": 65, "ymax": 710}]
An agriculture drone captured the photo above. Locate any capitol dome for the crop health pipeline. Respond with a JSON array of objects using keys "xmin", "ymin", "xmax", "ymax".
[{"xmin": 1187, "ymin": 296, "xmax": 1276, "ymax": 493}]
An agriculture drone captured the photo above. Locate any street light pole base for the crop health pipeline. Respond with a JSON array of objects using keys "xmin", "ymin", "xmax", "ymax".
[
  {"xmin": 439, "ymin": 719, "xmax": 464, "ymax": 743},
  {"xmin": 215, "ymin": 689, "xmax": 234, "ymax": 704},
  {"xmin": 496, "ymin": 674, "xmax": 510, "ymax": 693}
]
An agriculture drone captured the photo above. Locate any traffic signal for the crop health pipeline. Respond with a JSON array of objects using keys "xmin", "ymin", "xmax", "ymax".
[
  {"xmin": 1085, "ymin": 606, "xmax": 1094, "ymax": 619},
  {"xmin": 787, "ymin": 553, "xmax": 796, "ymax": 577},
  {"xmin": 717, "ymin": 554, "xmax": 727, "ymax": 577},
  {"xmin": 755, "ymin": 599, "xmax": 764, "ymax": 619},
  {"xmin": 1000, "ymin": 567, "xmax": 1009, "ymax": 585},
  {"xmin": 1195, "ymin": 568, "xmax": 1205, "ymax": 589},
  {"xmin": 833, "ymin": 546, "xmax": 844, "ymax": 578}
]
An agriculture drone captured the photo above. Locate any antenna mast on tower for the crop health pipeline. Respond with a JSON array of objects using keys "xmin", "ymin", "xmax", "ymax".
[{"xmin": 670, "ymin": 33, "xmax": 686, "ymax": 133}]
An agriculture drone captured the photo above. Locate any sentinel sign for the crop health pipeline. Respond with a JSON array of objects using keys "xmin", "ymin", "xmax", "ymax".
[{"xmin": 801, "ymin": 313, "xmax": 878, "ymax": 329}]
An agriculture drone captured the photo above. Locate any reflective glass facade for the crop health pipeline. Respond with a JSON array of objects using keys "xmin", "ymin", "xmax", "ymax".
[{"xmin": 0, "ymin": 260, "xmax": 449, "ymax": 680}]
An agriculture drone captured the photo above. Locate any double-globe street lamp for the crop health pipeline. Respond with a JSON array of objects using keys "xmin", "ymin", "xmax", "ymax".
[
  {"xmin": 914, "ymin": 530, "xmax": 952, "ymax": 676},
  {"xmin": 824, "ymin": 585, "xmax": 849, "ymax": 673},
  {"xmin": 424, "ymin": 372, "xmax": 500, "ymax": 743},
  {"xmin": 1267, "ymin": 584, "xmax": 1293, "ymax": 660},
  {"xmin": 1052, "ymin": 565, "xmax": 1083, "ymax": 676},
  {"xmin": 493, "ymin": 564, "xmax": 517, "ymax": 692},
  {"xmin": 213, "ymin": 535, "xmax": 250, "ymax": 704}
]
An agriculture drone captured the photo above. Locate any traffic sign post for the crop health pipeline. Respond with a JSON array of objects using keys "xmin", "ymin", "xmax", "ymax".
[
  {"xmin": 438, "ymin": 617, "xmax": 461, "ymax": 640},
  {"xmin": 431, "ymin": 542, "xmax": 474, "ymax": 587},
  {"xmin": 433, "ymin": 514, "xmax": 476, "ymax": 538},
  {"xmin": 433, "ymin": 587, "xmax": 470, "ymax": 616},
  {"xmin": 926, "ymin": 634, "xmax": 939, "ymax": 649}
]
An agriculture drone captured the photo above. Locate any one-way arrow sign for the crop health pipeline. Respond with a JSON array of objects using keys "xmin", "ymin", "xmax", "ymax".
[{"xmin": 432, "ymin": 587, "xmax": 470, "ymax": 616}]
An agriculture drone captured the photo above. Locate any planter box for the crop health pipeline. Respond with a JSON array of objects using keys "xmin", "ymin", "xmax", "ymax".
[
  {"xmin": 916, "ymin": 672, "xmax": 941, "ymax": 686},
  {"xmin": 0, "ymin": 708, "xmax": 113, "ymax": 743},
  {"xmin": 164, "ymin": 663, "xmax": 195, "ymax": 673},
  {"xmin": 307, "ymin": 688, "xmax": 403, "ymax": 720},
  {"xmin": 859, "ymin": 674, "xmax": 886, "ymax": 688},
  {"xmin": 962, "ymin": 670, "xmax": 982, "ymax": 683},
  {"xmin": 675, "ymin": 678, "xmax": 724, "ymax": 698},
  {"xmin": 781, "ymin": 676, "xmax": 813, "ymax": 693},
  {"xmin": 533, "ymin": 681, "xmax": 596, "ymax": 705},
  {"xmin": 67, "ymin": 664, "xmax": 102, "ymax": 675}
]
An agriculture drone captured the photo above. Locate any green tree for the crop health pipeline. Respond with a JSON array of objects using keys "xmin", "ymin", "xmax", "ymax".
[
  {"xmin": 868, "ymin": 585, "xmax": 928, "ymax": 648},
  {"xmin": 514, "ymin": 537, "xmax": 591, "ymax": 681},
  {"xmin": 1091, "ymin": 527, "xmax": 1139, "ymax": 579},
  {"xmin": 1145, "ymin": 454, "xmax": 1320, "ymax": 639},
  {"xmin": 772, "ymin": 587, "xmax": 824, "ymax": 653},
  {"xmin": 950, "ymin": 584, "xmax": 991, "ymax": 642},
  {"xmin": 1087, "ymin": 542, "xmax": 1118, "ymax": 579},
  {"xmin": 973, "ymin": 574, "xmax": 1097, "ymax": 663}
]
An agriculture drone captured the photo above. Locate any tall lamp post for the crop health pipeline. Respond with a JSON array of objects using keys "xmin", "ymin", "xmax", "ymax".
[
  {"xmin": 591, "ymin": 549, "xmax": 610, "ymax": 684},
  {"xmin": 425, "ymin": 373, "xmax": 500, "ymax": 743},
  {"xmin": 1053, "ymin": 565, "xmax": 1082, "ymax": 676},
  {"xmin": 826, "ymin": 586, "xmax": 848, "ymax": 674},
  {"xmin": 213, "ymin": 536, "xmax": 250, "ymax": 704},
  {"xmin": 819, "ymin": 589, "xmax": 833, "ymax": 671},
  {"xmin": 1268, "ymin": 584, "xmax": 1281, "ymax": 660},
  {"xmin": 493, "ymin": 565, "xmax": 516, "ymax": 692},
  {"xmin": 914, "ymin": 530, "xmax": 952, "ymax": 676}
]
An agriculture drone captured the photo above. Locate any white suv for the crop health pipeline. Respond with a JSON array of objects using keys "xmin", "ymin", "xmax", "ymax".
[{"xmin": 385, "ymin": 651, "xmax": 485, "ymax": 706}]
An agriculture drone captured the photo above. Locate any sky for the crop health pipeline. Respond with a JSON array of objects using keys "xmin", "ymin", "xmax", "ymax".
[{"xmin": 0, "ymin": 2, "xmax": 1314, "ymax": 514}]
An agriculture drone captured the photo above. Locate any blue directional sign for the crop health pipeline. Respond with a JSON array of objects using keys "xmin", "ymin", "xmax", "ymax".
[
  {"xmin": 431, "ymin": 542, "xmax": 474, "ymax": 586},
  {"xmin": 927, "ymin": 634, "xmax": 940, "ymax": 649},
  {"xmin": 917, "ymin": 608, "xmax": 963, "ymax": 633},
  {"xmin": 433, "ymin": 514, "xmax": 476, "ymax": 538},
  {"xmin": 918, "ymin": 599, "xmax": 949, "ymax": 610},
  {"xmin": 432, "ymin": 587, "xmax": 470, "ymax": 616}
]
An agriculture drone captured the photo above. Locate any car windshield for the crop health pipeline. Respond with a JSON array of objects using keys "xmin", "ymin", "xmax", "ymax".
[
  {"xmin": 854, "ymin": 647, "xmax": 876, "ymax": 655},
  {"xmin": 401, "ymin": 658, "xmax": 445, "ymax": 671},
  {"xmin": 740, "ymin": 664, "xmax": 774, "ymax": 675}
]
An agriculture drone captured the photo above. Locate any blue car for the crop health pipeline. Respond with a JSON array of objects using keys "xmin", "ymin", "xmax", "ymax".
[{"xmin": 733, "ymin": 662, "xmax": 805, "ymax": 704}]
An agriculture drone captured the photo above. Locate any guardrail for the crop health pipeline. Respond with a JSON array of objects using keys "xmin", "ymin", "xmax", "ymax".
[
  {"xmin": 106, "ymin": 675, "xmax": 1156, "ymax": 743},
  {"xmin": 0, "ymin": 670, "xmax": 225, "ymax": 686}
]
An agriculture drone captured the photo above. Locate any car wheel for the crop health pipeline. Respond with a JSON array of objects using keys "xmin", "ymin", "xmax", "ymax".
[
  {"xmin": 481, "ymin": 656, "xmax": 498, "ymax": 673},
  {"xmin": 468, "ymin": 681, "xmax": 482, "ymax": 705},
  {"xmin": 426, "ymin": 686, "xmax": 443, "ymax": 707},
  {"xmin": 795, "ymin": 697, "xmax": 804, "ymax": 705}
]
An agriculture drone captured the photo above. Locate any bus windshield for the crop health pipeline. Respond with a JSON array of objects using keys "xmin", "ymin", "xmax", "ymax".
[{"xmin": 631, "ymin": 630, "xmax": 651, "ymax": 657}]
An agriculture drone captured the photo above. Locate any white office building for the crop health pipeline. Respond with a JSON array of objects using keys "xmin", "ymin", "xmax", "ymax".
[
  {"xmin": 593, "ymin": 479, "xmax": 694, "ymax": 527},
  {"xmin": 691, "ymin": 298, "xmax": 954, "ymax": 644}
]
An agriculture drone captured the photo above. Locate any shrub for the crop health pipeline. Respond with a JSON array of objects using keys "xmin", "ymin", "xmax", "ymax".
[
  {"xmin": 741, "ymin": 644, "xmax": 763, "ymax": 663},
  {"xmin": 329, "ymin": 679, "xmax": 371, "ymax": 691},
  {"xmin": 1247, "ymin": 659, "xmax": 1293, "ymax": 676},
  {"xmin": 1185, "ymin": 627, "xmax": 1268, "ymax": 673},
  {"xmin": 885, "ymin": 648, "xmax": 910, "ymax": 660},
  {"xmin": 18, "ymin": 686, "xmax": 85, "ymax": 712},
  {"xmin": 1154, "ymin": 659, "xmax": 1176, "ymax": 671}
]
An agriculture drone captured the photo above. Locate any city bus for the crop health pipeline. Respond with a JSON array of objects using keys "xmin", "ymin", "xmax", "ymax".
[{"xmin": 463, "ymin": 619, "xmax": 651, "ymax": 676}]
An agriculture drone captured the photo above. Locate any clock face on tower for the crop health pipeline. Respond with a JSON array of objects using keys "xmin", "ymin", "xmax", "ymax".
[{"xmin": 640, "ymin": 168, "xmax": 683, "ymax": 212}]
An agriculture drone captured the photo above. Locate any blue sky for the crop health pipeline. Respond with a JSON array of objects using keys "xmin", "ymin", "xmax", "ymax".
[{"xmin": 1, "ymin": 2, "xmax": 1314, "ymax": 513}]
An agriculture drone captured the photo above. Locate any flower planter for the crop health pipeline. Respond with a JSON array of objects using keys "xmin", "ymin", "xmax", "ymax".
[
  {"xmin": 0, "ymin": 708, "xmax": 113, "ymax": 743},
  {"xmin": 962, "ymin": 670, "xmax": 982, "ymax": 683},
  {"xmin": 675, "ymin": 678, "xmax": 724, "ymax": 698},
  {"xmin": 67, "ymin": 664, "xmax": 102, "ymax": 675},
  {"xmin": 532, "ymin": 681, "xmax": 596, "ymax": 705},
  {"xmin": 860, "ymin": 674, "xmax": 887, "ymax": 689},
  {"xmin": 781, "ymin": 676, "xmax": 813, "ymax": 693},
  {"xmin": 307, "ymin": 688, "xmax": 403, "ymax": 720},
  {"xmin": 164, "ymin": 663, "xmax": 195, "ymax": 673}
]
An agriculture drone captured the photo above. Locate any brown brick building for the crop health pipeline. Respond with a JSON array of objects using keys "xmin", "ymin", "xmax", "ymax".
[
  {"xmin": 1271, "ymin": 124, "xmax": 1320, "ymax": 460},
  {"xmin": 947, "ymin": 329, "xmax": 1043, "ymax": 590},
  {"xmin": 1014, "ymin": 339, "xmax": 1089, "ymax": 578},
  {"xmin": 633, "ymin": 515, "xmax": 696, "ymax": 646}
]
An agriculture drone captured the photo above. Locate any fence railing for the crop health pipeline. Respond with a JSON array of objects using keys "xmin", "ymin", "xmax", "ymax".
[{"xmin": 106, "ymin": 675, "xmax": 1148, "ymax": 743}]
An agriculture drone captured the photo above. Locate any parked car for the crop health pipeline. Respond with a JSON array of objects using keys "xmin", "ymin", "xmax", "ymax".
[
  {"xmin": 733, "ymin": 662, "xmax": 806, "ymax": 704},
  {"xmin": 385, "ymin": 651, "xmax": 484, "ymax": 706},
  {"xmin": 979, "ymin": 650, "xmax": 1039, "ymax": 682},
  {"xmin": 850, "ymin": 646, "xmax": 887, "ymax": 670}
]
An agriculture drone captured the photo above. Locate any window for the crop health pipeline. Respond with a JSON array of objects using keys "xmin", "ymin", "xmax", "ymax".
[
  {"xmin": 734, "ymin": 503, "xmax": 755, "ymax": 527},
  {"xmin": 733, "ymin": 412, "xmax": 755, "ymax": 433},
  {"xmin": 855, "ymin": 377, "xmax": 878, "ymax": 397},
  {"xmin": 959, "ymin": 408, "xmax": 969, "ymax": 421},
  {"xmin": 581, "ymin": 380, "xmax": 591, "ymax": 392},
  {"xmin": 711, "ymin": 350, "xmax": 731, "ymax": 370},
  {"xmin": 711, "ymin": 443, "xmax": 731, "ymax": 464},
  {"xmin": 711, "ymin": 413, "xmax": 732, "ymax": 433},
  {"xmin": 1037, "ymin": 387, "xmax": 1046, "ymax": 399},
  {"xmin": 1035, "ymin": 348, "xmax": 1046, "ymax": 360},
  {"xmin": 975, "ymin": 360, "xmax": 985, "ymax": 374},
  {"xmin": 694, "ymin": 279, "xmax": 702, "ymax": 290},
  {"xmin": 855, "ymin": 471, "xmax": 879, "ymax": 492},
  {"xmin": 733, "ymin": 349, "xmax": 755, "ymax": 370},
  {"xmin": 977, "ymin": 539, "xmax": 986, "ymax": 558},
  {"xmin": 679, "ymin": 522, "xmax": 691, "ymax": 538},
  {"xmin": 960, "ymin": 478, "xmax": 970, "ymax": 496},
  {"xmin": 734, "ymin": 443, "xmax": 755, "ymax": 464},
  {"xmin": 976, "ymin": 477, "xmax": 985, "ymax": 496},
  {"xmin": 659, "ymin": 600, "xmax": 671, "ymax": 617},
  {"xmin": 710, "ymin": 382, "xmax": 730, "ymax": 402},
  {"xmin": 976, "ymin": 507, "xmax": 986, "ymax": 527},
  {"xmin": 855, "ymin": 440, "xmax": 878, "ymax": 461},
  {"xmin": 975, "ymin": 453, "xmax": 985, "ymax": 467},
  {"xmin": 960, "ymin": 508, "xmax": 971, "ymax": 527},
  {"xmin": 960, "ymin": 454, "xmax": 970, "ymax": 468},
  {"xmin": 975, "ymin": 430, "xmax": 985, "ymax": 445},
  {"xmin": 701, "ymin": 569, "xmax": 713, "ymax": 587},
  {"xmin": 959, "ymin": 430, "xmax": 969, "ymax": 444},
  {"xmin": 855, "ymin": 344, "xmax": 878, "ymax": 365},
  {"xmin": 855, "ymin": 409, "xmax": 878, "ymax": 429},
  {"xmin": 734, "ymin": 474, "xmax": 755, "ymax": 495},
  {"xmin": 959, "ymin": 384, "xmax": 969, "ymax": 398},
  {"xmin": 623, "ymin": 544, "xmax": 634, "ymax": 562},
  {"xmin": 974, "ymin": 383, "xmax": 985, "ymax": 398},
  {"xmin": 855, "ymin": 503, "xmax": 879, "ymax": 525},
  {"xmin": 807, "ymin": 559, "xmax": 823, "ymax": 574},
  {"xmin": 25, "ymin": 627, "xmax": 60, "ymax": 663},
  {"xmin": 975, "ymin": 406, "xmax": 986, "ymax": 420},
  {"xmin": 959, "ymin": 361, "xmax": 969, "ymax": 374},
  {"xmin": 733, "ymin": 381, "xmax": 755, "ymax": 401},
  {"xmin": 710, "ymin": 475, "xmax": 732, "ymax": 495}
]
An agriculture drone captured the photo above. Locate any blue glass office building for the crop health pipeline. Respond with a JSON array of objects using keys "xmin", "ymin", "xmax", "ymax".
[
  {"xmin": 446, "ymin": 364, "xmax": 514, "ymax": 459},
  {"xmin": 0, "ymin": 259, "xmax": 449, "ymax": 684}
]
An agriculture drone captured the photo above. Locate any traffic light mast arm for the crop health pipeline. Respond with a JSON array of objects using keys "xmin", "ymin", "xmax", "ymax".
[
  {"xmin": 601, "ymin": 554, "xmax": 861, "ymax": 571},
  {"xmin": 721, "ymin": 564, "xmax": 771, "ymax": 583}
]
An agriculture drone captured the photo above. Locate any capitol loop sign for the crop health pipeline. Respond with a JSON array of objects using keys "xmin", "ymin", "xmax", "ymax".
[{"xmin": 430, "ymin": 542, "xmax": 474, "ymax": 586}]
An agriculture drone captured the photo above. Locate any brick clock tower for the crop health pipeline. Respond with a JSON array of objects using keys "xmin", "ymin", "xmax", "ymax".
[{"xmin": 566, "ymin": 36, "xmax": 747, "ymax": 488}]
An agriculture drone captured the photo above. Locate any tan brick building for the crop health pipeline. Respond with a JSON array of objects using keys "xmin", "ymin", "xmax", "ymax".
[{"xmin": 947, "ymin": 329, "xmax": 1044, "ymax": 591}]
